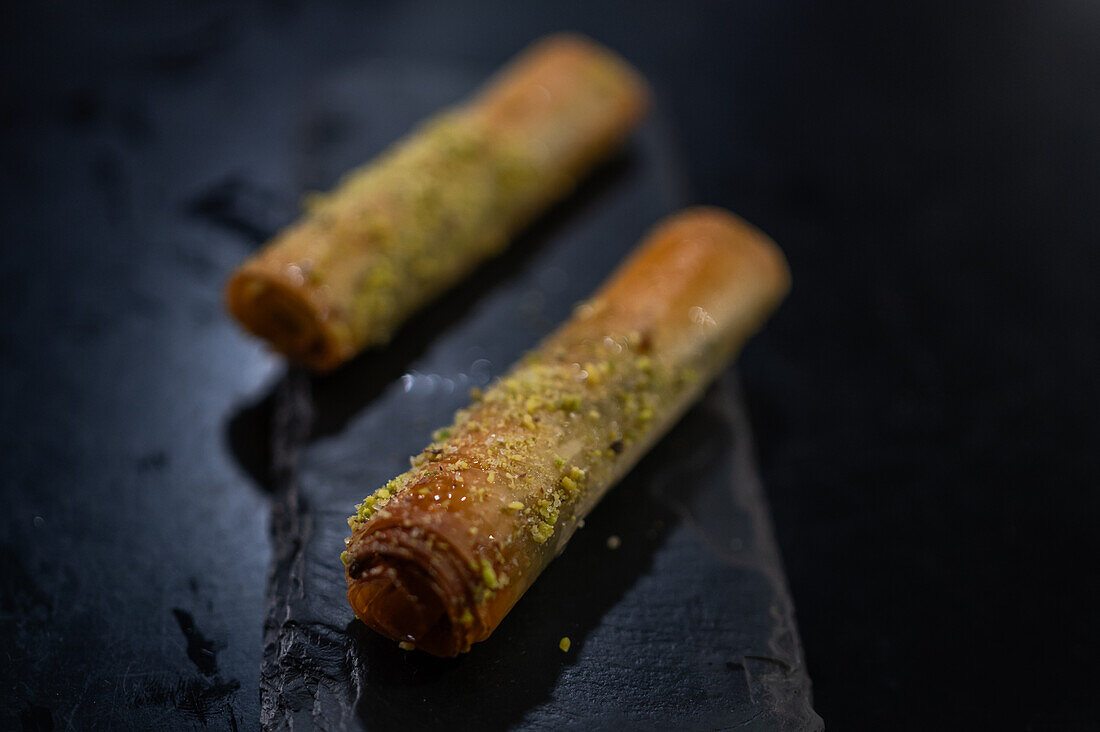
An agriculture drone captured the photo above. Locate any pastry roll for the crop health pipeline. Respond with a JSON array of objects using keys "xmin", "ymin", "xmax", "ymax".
[
  {"xmin": 343, "ymin": 207, "xmax": 791, "ymax": 656},
  {"xmin": 225, "ymin": 34, "xmax": 649, "ymax": 370}
]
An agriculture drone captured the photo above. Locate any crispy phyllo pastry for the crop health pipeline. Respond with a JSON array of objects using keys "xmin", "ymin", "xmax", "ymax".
[
  {"xmin": 225, "ymin": 34, "xmax": 649, "ymax": 370},
  {"xmin": 343, "ymin": 207, "xmax": 791, "ymax": 656}
]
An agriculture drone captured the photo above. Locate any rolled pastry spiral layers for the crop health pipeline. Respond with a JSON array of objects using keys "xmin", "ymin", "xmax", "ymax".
[
  {"xmin": 344, "ymin": 208, "xmax": 791, "ymax": 656},
  {"xmin": 226, "ymin": 34, "xmax": 649, "ymax": 370}
]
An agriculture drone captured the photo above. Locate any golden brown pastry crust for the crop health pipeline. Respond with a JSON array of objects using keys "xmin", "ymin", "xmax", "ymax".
[
  {"xmin": 225, "ymin": 34, "xmax": 649, "ymax": 370},
  {"xmin": 344, "ymin": 207, "xmax": 790, "ymax": 656}
]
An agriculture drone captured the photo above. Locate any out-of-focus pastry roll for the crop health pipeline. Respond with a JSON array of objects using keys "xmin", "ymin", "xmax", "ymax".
[
  {"xmin": 225, "ymin": 34, "xmax": 649, "ymax": 370},
  {"xmin": 343, "ymin": 207, "xmax": 791, "ymax": 656}
]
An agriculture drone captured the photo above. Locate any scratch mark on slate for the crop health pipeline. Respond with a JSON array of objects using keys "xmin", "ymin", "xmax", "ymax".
[{"xmin": 172, "ymin": 609, "xmax": 220, "ymax": 677}]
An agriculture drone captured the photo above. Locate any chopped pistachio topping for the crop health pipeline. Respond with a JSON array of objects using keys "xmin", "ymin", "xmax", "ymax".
[
  {"xmin": 480, "ymin": 558, "xmax": 499, "ymax": 589},
  {"xmin": 558, "ymin": 393, "xmax": 582, "ymax": 412},
  {"xmin": 293, "ymin": 113, "xmax": 548, "ymax": 350},
  {"xmin": 347, "ymin": 328, "xmax": 692, "ymax": 565},
  {"xmin": 530, "ymin": 522, "xmax": 555, "ymax": 543}
]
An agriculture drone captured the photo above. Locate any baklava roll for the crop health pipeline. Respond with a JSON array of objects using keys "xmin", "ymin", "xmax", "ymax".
[
  {"xmin": 226, "ymin": 34, "xmax": 649, "ymax": 370},
  {"xmin": 343, "ymin": 207, "xmax": 791, "ymax": 656}
]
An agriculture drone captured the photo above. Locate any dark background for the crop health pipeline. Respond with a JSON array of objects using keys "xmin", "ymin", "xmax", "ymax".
[{"xmin": 2, "ymin": 1, "xmax": 1098, "ymax": 729}]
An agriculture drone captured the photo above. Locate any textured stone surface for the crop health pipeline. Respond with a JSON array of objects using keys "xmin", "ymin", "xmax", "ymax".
[
  {"xmin": 7, "ymin": 2, "xmax": 1096, "ymax": 729},
  {"xmin": 0, "ymin": 28, "xmax": 818, "ymax": 728}
]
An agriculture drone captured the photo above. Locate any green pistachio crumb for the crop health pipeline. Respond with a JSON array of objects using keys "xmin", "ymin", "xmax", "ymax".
[
  {"xmin": 530, "ymin": 522, "xmax": 554, "ymax": 543},
  {"xmin": 480, "ymin": 558, "xmax": 499, "ymax": 589},
  {"xmin": 558, "ymin": 393, "xmax": 582, "ymax": 412}
]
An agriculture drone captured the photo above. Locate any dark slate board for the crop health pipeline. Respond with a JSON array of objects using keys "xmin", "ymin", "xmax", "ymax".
[
  {"xmin": 253, "ymin": 62, "xmax": 821, "ymax": 730},
  {"xmin": 0, "ymin": 19, "xmax": 307, "ymax": 730}
]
